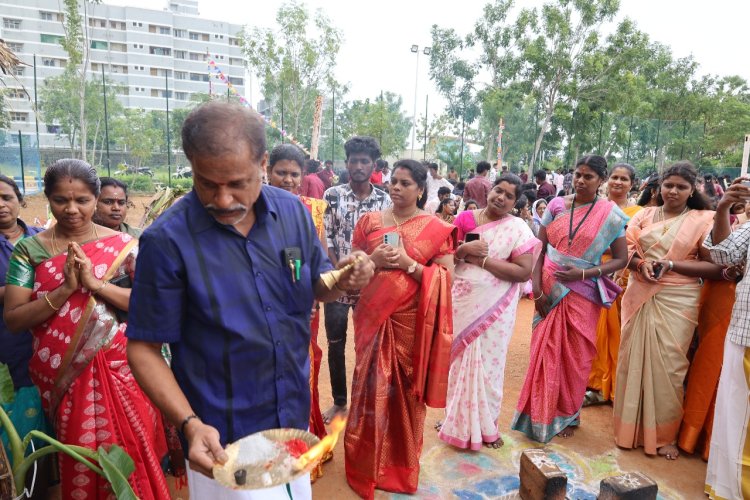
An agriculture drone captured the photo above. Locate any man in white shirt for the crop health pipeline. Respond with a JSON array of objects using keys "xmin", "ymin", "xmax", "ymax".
[{"xmin": 426, "ymin": 162, "xmax": 454, "ymax": 203}]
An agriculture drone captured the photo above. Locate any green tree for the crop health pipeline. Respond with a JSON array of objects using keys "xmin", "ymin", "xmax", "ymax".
[
  {"xmin": 338, "ymin": 92, "xmax": 412, "ymax": 158},
  {"xmin": 112, "ymin": 109, "xmax": 164, "ymax": 167},
  {"xmin": 241, "ymin": 1, "xmax": 343, "ymax": 148},
  {"xmin": 40, "ymin": 71, "xmax": 123, "ymax": 163}
]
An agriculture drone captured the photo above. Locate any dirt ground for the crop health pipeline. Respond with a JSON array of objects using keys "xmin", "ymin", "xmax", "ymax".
[{"xmin": 17, "ymin": 194, "xmax": 708, "ymax": 499}]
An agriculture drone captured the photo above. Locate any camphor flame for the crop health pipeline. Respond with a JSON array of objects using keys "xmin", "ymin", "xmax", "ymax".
[{"xmin": 294, "ymin": 416, "xmax": 346, "ymax": 471}]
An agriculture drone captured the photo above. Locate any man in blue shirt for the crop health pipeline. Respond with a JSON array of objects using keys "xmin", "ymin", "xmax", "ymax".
[{"xmin": 126, "ymin": 102, "xmax": 374, "ymax": 499}]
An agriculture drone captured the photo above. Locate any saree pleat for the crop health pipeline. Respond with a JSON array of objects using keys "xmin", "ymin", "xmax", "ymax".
[
  {"xmin": 614, "ymin": 208, "xmax": 714, "ymax": 455},
  {"xmin": 512, "ymin": 197, "xmax": 629, "ymax": 443},
  {"xmin": 678, "ymin": 280, "xmax": 736, "ymax": 459},
  {"xmin": 587, "ymin": 204, "xmax": 643, "ymax": 400},
  {"xmin": 344, "ymin": 213, "xmax": 454, "ymax": 499}
]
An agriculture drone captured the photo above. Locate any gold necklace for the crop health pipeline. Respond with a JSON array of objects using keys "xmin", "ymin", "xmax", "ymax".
[
  {"xmin": 391, "ymin": 208, "xmax": 419, "ymax": 229},
  {"xmin": 52, "ymin": 223, "xmax": 98, "ymax": 255},
  {"xmin": 659, "ymin": 206, "xmax": 689, "ymax": 235}
]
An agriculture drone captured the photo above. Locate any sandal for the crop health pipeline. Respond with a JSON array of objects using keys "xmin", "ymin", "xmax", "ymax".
[{"xmin": 582, "ymin": 390, "xmax": 608, "ymax": 407}]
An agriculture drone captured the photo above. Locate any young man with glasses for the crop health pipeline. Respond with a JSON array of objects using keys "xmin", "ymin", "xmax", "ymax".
[{"xmin": 322, "ymin": 136, "xmax": 391, "ymax": 423}]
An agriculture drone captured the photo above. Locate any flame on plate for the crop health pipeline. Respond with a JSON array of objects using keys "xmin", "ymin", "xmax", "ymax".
[{"xmin": 294, "ymin": 415, "xmax": 346, "ymax": 471}]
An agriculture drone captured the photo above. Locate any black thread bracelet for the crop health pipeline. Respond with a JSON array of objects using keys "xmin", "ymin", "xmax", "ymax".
[{"xmin": 180, "ymin": 414, "xmax": 199, "ymax": 434}]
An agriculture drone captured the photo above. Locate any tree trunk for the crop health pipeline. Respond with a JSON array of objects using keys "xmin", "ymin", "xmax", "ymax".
[
  {"xmin": 528, "ymin": 101, "xmax": 554, "ymax": 177},
  {"xmin": 79, "ymin": 75, "xmax": 87, "ymax": 162}
]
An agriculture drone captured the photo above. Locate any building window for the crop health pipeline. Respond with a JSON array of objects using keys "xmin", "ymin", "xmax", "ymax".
[
  {"xmin": 174, "ymin": 71, "xmax": 187, "ymax": 80},
  {"xmin": 160, "ymin": 26, "xmax": 171, "ymax": 35},
  {"xmin": 132, "ymin": 44, "xmax": 144, "ymax": 49},
  {"xmin": 132, "ymin": 22, "xmax": 143, "ymax": 27},
  {"xmin": 110, "ymin": 20, "xmax": 125, "ymax": 30},
  {"xmin": 111, "ymin": 65, "xmax": 128, "ymax": 74},
  {"xmin": 42, "ymin": 58, "xmax": 58, "ymax": 67},
  {"xmin": 4, "ymin": 18, "xmax": 21, "ymax": 29},
  {"xmin": 174, "ymin": 29, "xmax": 186, "ymax": 38},
  {"xmin": 174, "ymin": 50, "xmax": 186, "ymax": 59},
  {"xmin": 189, "ymin": 73, "xmax": 209, "ymax": 82},
  {"xmin": 12, "ymin": 66, "xmax": 23, "ymax": 76},
  {"xmin": 229, "ymin": 37, "xmax": 240, "ymax": 46},
  {"xmin": 189, "ymin": 32, "xmax": 200, "ymax": 40},
  {"xmin": 39, "ymin": 11, "xmax": 54, "ymax": 21},
  {"xmin": 46, "ymin": 124, "xmax": 62, "ymax": 134},
  {"xmin": 90, "ymin": 40, "xmax": 108, "ymax": 50},
  {"xmin": 229, "ymin": 57, "xmax": 244, "ymax": 66},
  {"xmin": 40, "ymin": 34, "xmax": 65, "ymax": 44},
  {"xmin": 175, "ymin": 92, "xmax": 188, "ymax": 100},
  {"xmin": 228, "ymin": 77, "xmax": 244, "ymax": 86},
  {"xmin": 110, "ymin": 42, "xmax": 127, "ymax": 52},
  {"xmin": 150, "ymin": 68, "xmax": 172, "ymax": 77},
  {"xmin": 7, "ymin": 43, "xmax": 23, "ymax": 53},
  {"xmin": 149, "ymin": 46, "xmax": 171, "ymax": 56},
  {"xmin": 10, "ymin": 112, "xmax": 28, "ymax": 122},
  {"xmin": 6, "ymin": 88, "xmax": 26, "ymax": 99}
]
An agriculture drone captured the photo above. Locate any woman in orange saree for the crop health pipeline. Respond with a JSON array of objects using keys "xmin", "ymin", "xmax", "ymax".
[
  {"xmin": 678, "ymin": 279, "xmax": 737, "ymax": 460},
  {"xmin": 586, "ymin": 163, "xmax": 643, "ymax": 404},
  {"xmin": 511, "ymin": 156, "xmax": 629, "ymax": 443},
  {"xmin": 615, "ymin": 162, "xmax": 723, "ymax": 460},
  {"xmin": 267, "ymin": 144, "xmax": 330, "ymax": 480},
  {"xmin": 345, "ymin": 160, "xmax": 455, "ymax": 499},
  {"xmin": 4, "ymin": 160, "xmax": 168, "ymax": 499}
]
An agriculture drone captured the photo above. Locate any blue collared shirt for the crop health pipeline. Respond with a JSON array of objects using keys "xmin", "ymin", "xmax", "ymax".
[
  {"xmin": 0, "ymin": 219, "xmax": 42, "ymax": 389},
  {"xmin": 126, "ymin": 187, "xmax": 332, "ymax": 445}
]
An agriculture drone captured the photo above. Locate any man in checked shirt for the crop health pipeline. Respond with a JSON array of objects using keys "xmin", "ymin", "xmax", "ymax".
[{"xmin": 703, "ymin": 179, "xmax": 750, "ymax": 500}]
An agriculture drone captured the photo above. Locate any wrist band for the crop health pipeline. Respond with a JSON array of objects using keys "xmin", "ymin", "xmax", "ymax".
[
  {"xmin": 532, "ymin": 291, "xmax": 544, "ymax": 301},
  {"xmin": 668, "ymin": 260, "xmax": 674, "ymax": 271},
  {"xmin": 597, "ymin": 267, "xmax": 602, "ymax": 277},
  {"xmin": 481, "ymin": 257, "xmax": 489, "ymax": 269},
  {"xmin": 637, "ymin": 260, "xmax": 646, "ymax": 272},
  {"xmin": 180, "ymin": 414, "xmax": 200, "ymax": 434},
  {"xmin": 44, "ymin": 294, "xmax": 61, "ymax": 311},
  {"xmin": 93, "ymin": 281, "xmax": 108, "ymax": 294}
]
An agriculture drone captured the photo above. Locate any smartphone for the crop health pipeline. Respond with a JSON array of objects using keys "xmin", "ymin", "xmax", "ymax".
[
  {"xmin": 652, "ymin": 262, "xmax": 663, "ymax": 279},
  {"xmin": 465, "ymin": 233, "xmax": 480, "ymax": 243},
  {"xmin": 384, "ymin": 232, "xmax": 400, "ymax": 247}
]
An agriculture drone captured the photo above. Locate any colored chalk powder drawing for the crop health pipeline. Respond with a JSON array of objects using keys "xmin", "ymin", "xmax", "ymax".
[{"xmin": 383, "ymin": 434, "xmax": 681, "ymax": 499}]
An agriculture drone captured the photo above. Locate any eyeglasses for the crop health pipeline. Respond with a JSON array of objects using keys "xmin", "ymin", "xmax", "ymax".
[{"xmin": 347, "ymin": 158, "xmax": 373, "ymax": 166}]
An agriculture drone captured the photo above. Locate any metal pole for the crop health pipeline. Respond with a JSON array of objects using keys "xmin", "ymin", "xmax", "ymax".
[
  {"xmin": 18, "ymin": 131, "xmax": 26, "ymax": 194},
  {"xmin": 33, "ymin": 55, "xmax": 40, "ymax": 167},
  {"xmin": 102, "ymin": 65, "xmax": 111, "ymax": 176},
  {"xmin": 459, "ymin": 114, "xmax": 466, "ymax": 179},
  {"xmin": 653, "ymin": 119, "xmax": 661, "ymax": 171},
  {"xmin": 626, "ymin": 116, "xmax": 634, "ymax": 163},
  {"xmin": 411, "ymin": 49, "xmax": 419, "ymax": 159},
  {"xmin": 423, "ymin": 94, "xmax": 428, "ymax": 160},
  {"xmin": 280, "ymin": 90, "xmax": 284, "ymax": 144},
  {"xmin": 165, "ymin": 73, "xmax": 171, "ymax": 187},
  {"xmin": 331, "ymin": 90, "xmax": 335, "ymax": 162}
]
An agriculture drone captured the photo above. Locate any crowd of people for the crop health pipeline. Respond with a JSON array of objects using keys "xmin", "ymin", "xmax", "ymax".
[{"xmin": 0, "ymin": 100, "xmax": 749, "ymax": 500}]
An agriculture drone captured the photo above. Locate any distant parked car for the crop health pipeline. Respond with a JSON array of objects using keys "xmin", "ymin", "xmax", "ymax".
[
  {"xmin": 114, "ymin": 166, "xmax": 154, "ymax": 177},
  {"xmin": 172, "ymin": 166, "xmax": 192, "ymax": 179}
]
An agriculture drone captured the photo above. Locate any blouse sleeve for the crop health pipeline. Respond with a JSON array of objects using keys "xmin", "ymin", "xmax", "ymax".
[
  {"xmin": 541, "ymin": 197, "xmax": 564, "ymax": 227},
  {"xmin": 6, "ymin": 240, "xmax": 36, "ymax": 289},
  {"xmin": 453, "ymin": 211, "xmax": 473, "ymax": 241},
  {"xmin": 437, "ymin": 227, "xmax": 458, "ymax": 257}
]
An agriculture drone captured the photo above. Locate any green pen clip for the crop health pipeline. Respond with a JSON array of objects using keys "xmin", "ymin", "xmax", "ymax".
[{"xmin": 294, "ymin": 259, "xmax": 301, "ymax": 282}]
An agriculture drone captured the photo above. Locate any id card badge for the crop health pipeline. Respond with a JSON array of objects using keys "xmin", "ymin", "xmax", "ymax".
[{"xmin": 283, "ymin": 247, "xmax": 302, "ymax": 283}]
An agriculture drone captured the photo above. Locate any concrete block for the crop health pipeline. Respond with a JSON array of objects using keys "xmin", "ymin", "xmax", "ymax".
[
  {"xmin": 598, "ymin": 472, "xmax": 658, "ymax": 500},
  {"xmin": 519, "ymin": 448, "xmax": 567, "ymax": 500}
]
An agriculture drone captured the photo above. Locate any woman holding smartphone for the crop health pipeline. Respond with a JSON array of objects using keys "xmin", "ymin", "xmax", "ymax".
[
  {"xmin": 614, "ymin": 161, "xmax": 723, "ymax": 460},
  {"xmin": 438, "ymin": 174, "xmax": 540, "ymax": 450},
  {"xmin": 344, "ymin": 159, "xmax": 455, "ymax": 498}
]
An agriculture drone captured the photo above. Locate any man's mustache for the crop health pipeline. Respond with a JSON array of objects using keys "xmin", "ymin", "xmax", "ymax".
[{"xmin": 205, "ymin": 204, "xmax": 247, "ymax": 216}]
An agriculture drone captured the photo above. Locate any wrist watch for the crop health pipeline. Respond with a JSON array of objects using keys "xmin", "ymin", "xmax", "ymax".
[{"xmin": 406, "ymin": 260, "xmax": 419, "ymax": 274}]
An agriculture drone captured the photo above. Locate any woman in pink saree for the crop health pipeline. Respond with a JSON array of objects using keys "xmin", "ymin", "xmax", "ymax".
[
  {"xmin": 439, "ymin": 174, "xmax": 540, "ymax": 450},
  {"xmin": 511, "ymin": 156, "xmax": 629, "ymax": 443}
]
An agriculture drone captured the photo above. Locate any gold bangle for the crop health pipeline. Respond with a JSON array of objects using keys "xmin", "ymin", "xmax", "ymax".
[
  {"xmin": 532, "ymin": 291, "xmax": 544, "ymax": 301},
  {"xmin": 44, "ymin": 294, "xmax": 61, "ymax": 311},
  {"xmin": 581, "ymin": 269, "xmax": 586, "ymax": 280},
  {"xmin": 481, "ymin": 256, "xmax": 489, "ymax": 269},
  {"xmin": 597, "ymin": 267, "xmax": 603, "ymax": 277}
]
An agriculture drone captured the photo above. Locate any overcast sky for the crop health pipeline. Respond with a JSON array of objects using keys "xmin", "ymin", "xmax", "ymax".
[{"xmin": 114, "ymin": 0, "xmax": 750, "ymax": 139}]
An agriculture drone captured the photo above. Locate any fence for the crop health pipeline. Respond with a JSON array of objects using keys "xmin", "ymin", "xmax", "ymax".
[{"xmin": 0, "ymin": 133, "xmax": 43, "ymax": 195}]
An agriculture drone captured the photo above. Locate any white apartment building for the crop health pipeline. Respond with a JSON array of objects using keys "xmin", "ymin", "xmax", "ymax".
[{"xmin": 0, "ymin": 0, "xmax": 245, "ymax": 147}]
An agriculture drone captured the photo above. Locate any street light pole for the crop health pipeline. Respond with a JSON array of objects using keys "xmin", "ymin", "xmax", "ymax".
[
  {"xmin": 423, "ymin": 94, "xmax": 428, "ymax": 161},
  {"xmin": 410, "ymin": 45, "xmax": 419, "ymax": 159}
]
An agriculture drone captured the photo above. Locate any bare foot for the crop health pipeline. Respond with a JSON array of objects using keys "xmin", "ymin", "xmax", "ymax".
[
  {"xmin": 658, "ymin": 444, "xmax": 679, "ymax": 460},
  {"xmin": 322, "ymin": 404, "xmax": 347, "ymax": 425},
  {"xmin": 557, "ymin": 427, "xmax": 575, "ymax": 438},
  {"xmin": 434, "ymin": 420, "xmax": 443, "ymax": 432},
  {"xmin": 483, "ymin": 436, "xmax": 504, "ymax": 449}
]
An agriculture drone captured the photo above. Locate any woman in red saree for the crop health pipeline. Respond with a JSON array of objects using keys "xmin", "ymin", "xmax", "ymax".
[
  {"xmin": 267, "ymin": 144, "xmax": 330, "ymax": 480},
  {"xmin": 4, "ymin": 160, "xmax": 168, "ymax": 499},
  {"xmin": 511, "ymin": 156, "xmax": 629, "ymax": 443},
  {"xmin": 345, "ymin": 159, "xmax": 455, "ymax": 499}
]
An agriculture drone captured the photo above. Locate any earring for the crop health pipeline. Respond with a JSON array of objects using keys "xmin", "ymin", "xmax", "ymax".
[{"xmin": 690, "ymin": 192, "xmax": 694, "ymax": 198}]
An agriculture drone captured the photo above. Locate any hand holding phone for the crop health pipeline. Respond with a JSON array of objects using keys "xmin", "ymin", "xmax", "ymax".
[
  {"xmin": 652, "ymin": 262, "xmax": 664, "ymax": 279},
  {"xmin": 465, "ymin": 233, "xmax": 480, "ymax": 243},
  {"xmin": 383, "ymin": 232, "xmax": 400, "ymax": 247}
]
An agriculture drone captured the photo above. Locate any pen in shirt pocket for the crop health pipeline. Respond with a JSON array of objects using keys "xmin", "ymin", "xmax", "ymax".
[{"xmin": 283, "ymin": 247, "xmax": 302, "ymax": 283}]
